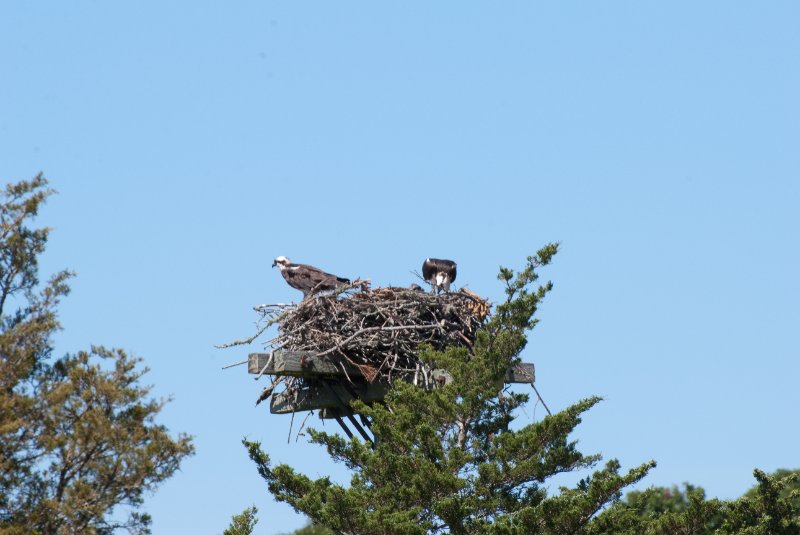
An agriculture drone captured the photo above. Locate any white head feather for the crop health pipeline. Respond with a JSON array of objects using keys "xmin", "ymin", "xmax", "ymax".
[{"xmin": 272, "ymin": 256, "xmax": 291, "ymax": 268}]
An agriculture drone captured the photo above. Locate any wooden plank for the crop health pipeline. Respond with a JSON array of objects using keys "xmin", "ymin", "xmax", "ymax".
[
  {"xmin": 268, "ymin": 362, "xmax": 535, "ymax": 416},
  {"xmin": 319, "ymin": 407, "xmax": 354, "ymax": 419},
  {"xmin": 506, "ymin": 363, "xmax": 535, "ymax": 384},
  {"xmin": 249, "ymin": 352, "xmax": 534, "ymax": 384},
  {"xmin": 270, "ymin": 364, "xmax": 535, "ymax": 415},
  {"xmin": 270, "ymin": 381, "xmax": 391, "ymax": 414},
  {"xmin": 248, "ymin": 351, "xmax": 362, "ymax": 378}
]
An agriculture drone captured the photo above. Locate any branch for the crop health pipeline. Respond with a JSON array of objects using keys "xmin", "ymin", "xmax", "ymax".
[{"xmin": 314, "ymin": 324, "xmax": 440, "ymax": 359}]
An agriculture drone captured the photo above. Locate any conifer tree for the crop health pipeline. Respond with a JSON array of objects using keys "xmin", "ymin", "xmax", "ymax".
[
  {"xmin": 0, "ymin": 175, "xmax": 194, "ymax": 534},
  {"xmin": 222, "ymin": 506, "xmax": 259, "ymax": 535},
  {"xmin": 244, "ymin": 244, "xmax": 655, "ymax": 534},
  {"xmin": 589, "ymin": 469, "xmax": 800, "ymax": 534}
]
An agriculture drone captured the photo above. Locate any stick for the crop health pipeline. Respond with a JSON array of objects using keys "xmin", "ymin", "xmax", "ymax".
[
  {"xmin": 288, "ymin": 410, "xmax": 295, "ymax": 444},
  {"xmin": 215, "ymin": 317, "xmax": 278, "ymax": 349},
  {"xmin": 221, "ymin": 359, "xmax": 248, "ymax": 370},
  {"xmin": 314, "ymin": 324, "xmax": 439, "ymax": 359},
  {"xmin": 253, "ymin": 303, "xmax": 292, "ymax": 311},
  {"xmin": 255, "ymin": 340, "xmax": 288, "ymax": 381},
  {"xmin": 531, "ymin": 382, "xmax": 551, "ymax": 416},
  {"xmin": 296, "ymin": 410, "xmax": 313, "ymax": 441}
]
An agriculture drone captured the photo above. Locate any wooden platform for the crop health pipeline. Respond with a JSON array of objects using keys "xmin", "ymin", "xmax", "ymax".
[
  {"xmin": 248, "ymin": 351, "xmax": 365, "ymax": 378},
  {"xmin": 248, "ymin": 351, "xmax": 534, "ymax": 382},
  {"xmin": 270, "ymin": 381, "xmax": 391, "ymax": 415},
  {"xmin": 248, "ymin": 351, "xmax": 534, "ymax": 416}
]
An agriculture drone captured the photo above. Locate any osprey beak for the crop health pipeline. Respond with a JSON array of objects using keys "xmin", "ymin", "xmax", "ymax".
[{"xmin": 271, "ymin": 261, "xmax": 277, "ymax": 268}]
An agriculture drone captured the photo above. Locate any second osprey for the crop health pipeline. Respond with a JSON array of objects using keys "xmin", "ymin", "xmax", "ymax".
[
  {"xmin": 272, "ymin": 256, "xmax": 350, "ymax": 298},
  {"xmin": 422, "ymin": 258, "xmax": 457, "ymax": 293}
]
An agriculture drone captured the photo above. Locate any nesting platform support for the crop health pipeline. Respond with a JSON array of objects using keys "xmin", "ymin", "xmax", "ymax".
[
  {"xmin": 248, "ymin": 351, "xmax": 365, "ymax": 378},
  {"xmin": 248, "ymin": 351, "xmax": 535, "ymax": 417}
]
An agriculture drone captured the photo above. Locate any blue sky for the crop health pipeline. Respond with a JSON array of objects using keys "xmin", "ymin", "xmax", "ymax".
[{"xmin": 1, "ymin": 2, "xmax": 798, "ymax": 533}]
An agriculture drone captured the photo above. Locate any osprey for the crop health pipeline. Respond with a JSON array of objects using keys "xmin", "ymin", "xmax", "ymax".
[
  {"xmin": 422, "ymin": 258, "xmax": 457, "ymax": 293},
  {"xmin": 272, "ymin": 256, "xmax": 350, "ymax": 298}
]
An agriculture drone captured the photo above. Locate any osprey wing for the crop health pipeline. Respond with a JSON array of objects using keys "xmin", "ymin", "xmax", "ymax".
[
  {"xmin": 422, "ymin": 258, "xmax": 457, "ymax": 282},
  {"xmin": 280, "ymin": 266, "xmax": 313, "ymax": 294},
  {"xmin": 294, "ymin": 263, "xmax": 350, "ymax": 293},
  {"xmin": 422, "ymin": 259, "xmax": 436, "ymax": 282}
]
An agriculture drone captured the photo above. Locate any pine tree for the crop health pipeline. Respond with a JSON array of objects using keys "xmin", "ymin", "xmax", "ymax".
[
  {"xmin": 0, "ymin": 175, "xmax": 194, "ymax": 534},
  {"xmin": 244, "ymin": 244, "xmax": 655, "ymax": 534},
  {"xmin": 589, "ymin": 482, "xmax": 725, "ymax": 534},
  {"xmin": 718, "ymin": 469, "xmax": 800, "ymax": 535},
  {"xmin": 222, "ymin": 506, "xmax": 259, "ymax": 535},
  {"xmin": 590, "ymin": 469, "xmax": 800, "ymax": 534}
]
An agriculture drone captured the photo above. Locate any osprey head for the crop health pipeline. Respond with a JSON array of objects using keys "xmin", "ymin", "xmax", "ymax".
[{"xmin": 272, "ymin": 256, "xmax": 290, "ymax": 268}]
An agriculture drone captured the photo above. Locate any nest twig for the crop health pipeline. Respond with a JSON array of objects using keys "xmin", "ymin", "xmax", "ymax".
[
  {"xmin": 279, "ymin": 284, "xmax": 488, "ymax": 374},
  {"xmin": 228, "ymin": 281, "xmax": 491, "ymax": 409}
]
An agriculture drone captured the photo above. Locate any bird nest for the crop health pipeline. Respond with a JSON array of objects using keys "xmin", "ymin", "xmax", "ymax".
[{"xmin": 250, "ymin": 282, "xmax": 490, "ymax": 382}]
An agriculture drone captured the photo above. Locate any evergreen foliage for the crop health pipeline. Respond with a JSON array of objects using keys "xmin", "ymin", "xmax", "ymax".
[
  {"xmin": 241, "ymin": 246, "xmax": 800, "ymax": 534},
  {"xmin": 590, "ymin": 469, "xmax": 800, "ymax": 534},
  {"xmin": 289, "ymin": 524, "xmax": 336, "ymax": 535},
  {"xmin": 283, "ymin": 522, "xmax": 335, "ymax": 535},
  {"xmin": 590, "ymin": 482, "xmax": 725, "ymax": 534},
  {"xmin": 743, "ymin": 469, "xmax": 800, "ymax": 511},
  {"xmin": 272, "ymin": 470, "xmax": 800, "ymax": 535},
  {"xmin": 718, "ymin": 469, "xmax": 800, "ymax": 535},
  {"xmin": 223, "ymin": 506, "xmax": 259, "ymax": 535},
  {"xmin": 244, "ymin": 244, "xmax": 655, "ymax": 534},
  {"xmin": 0, "ymin": 176, "xmax": 194, "ymax": 534}
]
